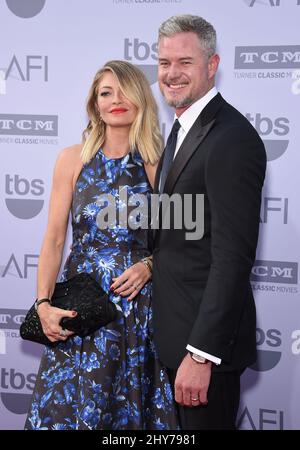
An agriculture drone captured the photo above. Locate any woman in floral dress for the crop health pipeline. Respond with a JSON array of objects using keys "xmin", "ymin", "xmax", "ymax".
[{"xmin": 25, "ymin": 61, "xmax": 178, "ymax": 430}]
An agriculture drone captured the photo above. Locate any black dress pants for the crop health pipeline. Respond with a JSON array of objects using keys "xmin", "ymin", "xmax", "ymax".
[{"xmin": 167, "ymin": 368, "xmax": 241, "ymax": 430}]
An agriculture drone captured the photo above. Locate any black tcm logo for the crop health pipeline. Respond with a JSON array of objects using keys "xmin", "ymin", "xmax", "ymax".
[{"xmin": 6, "ymin": 0, "xmax": 46, "ymax": 18}]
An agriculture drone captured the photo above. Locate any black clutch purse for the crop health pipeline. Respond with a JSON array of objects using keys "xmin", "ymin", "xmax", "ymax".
[{"xmin": 20, "ymin": 273, "xmax": 117, "ymax": 347}]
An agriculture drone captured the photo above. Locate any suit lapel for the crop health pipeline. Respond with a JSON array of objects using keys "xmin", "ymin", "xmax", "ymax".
[
  {"xmin": 154, "ymin": 151, "xmax": 164, "ymax": 194},
  {"xmin": 164, "ymin": 118, "xmax": 214, "ymax": 195},
  {"xmin": 153, "ymin": 93, "xmax": 225, "ymax": 242},
  {"xmin": 163, "ymin": 93, "xmax": 225, "ymax": 195}
]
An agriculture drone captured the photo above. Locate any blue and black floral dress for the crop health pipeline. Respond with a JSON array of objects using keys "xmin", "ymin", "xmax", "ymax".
[{"xmin": 25, "ymin": 149, "xmax": 178, "ymax": 430}]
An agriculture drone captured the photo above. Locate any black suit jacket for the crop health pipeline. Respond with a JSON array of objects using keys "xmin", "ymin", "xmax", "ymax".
[{"xmin": 152, "ymin": 93, "xmax": 266, "ymax": 371}]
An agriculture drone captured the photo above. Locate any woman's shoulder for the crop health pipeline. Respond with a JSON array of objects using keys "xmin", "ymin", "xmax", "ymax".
[
  {"xmin": 55, "ymin": 144, "xmax": 82, "ymax": 170},
  {"xmin": 58, "ymin": 144, "xmax": 82, "ymax": 162},
  {"xmin": 53, "ymin": 144, "xmax": 83, "ymax": 185}
]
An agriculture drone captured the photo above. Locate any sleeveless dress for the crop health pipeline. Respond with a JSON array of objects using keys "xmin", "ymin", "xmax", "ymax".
[{"xmin": 24, "ymin": 149, "xmax": 178, "ymax": 430}]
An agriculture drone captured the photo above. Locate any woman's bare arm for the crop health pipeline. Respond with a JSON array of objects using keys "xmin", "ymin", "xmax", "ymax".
[
  {"xmin": 37, "ymin": 145, "xmax": 82, "ymax": 300},
  {"xmin": 37, "ymin": 145, "xmax": 82, "ymax": 342}
]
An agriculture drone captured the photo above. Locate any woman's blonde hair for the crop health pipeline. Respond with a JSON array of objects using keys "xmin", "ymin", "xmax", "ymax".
[{"xmin": 81, "ymin": 60, "xmax": 163, "ymax": 165}]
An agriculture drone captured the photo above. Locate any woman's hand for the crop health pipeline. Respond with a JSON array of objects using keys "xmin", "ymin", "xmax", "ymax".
[
  {"xmin": 37, "ymin": 302, "xmax": 77, "ymax": 343},
  {"xmin": 110, "ymin": 261, "xmax": 151, "ymax": 301}
]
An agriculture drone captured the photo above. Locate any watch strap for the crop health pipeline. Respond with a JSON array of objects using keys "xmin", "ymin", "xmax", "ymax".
[{"xmin": 34, "ymin": 298, "xmax": 51, "ymax": 311}]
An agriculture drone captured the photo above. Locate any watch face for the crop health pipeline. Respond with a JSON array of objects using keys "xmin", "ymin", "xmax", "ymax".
[{"xmin": 191, "ymin": 353, "xmax": 207, "ymax": 363}]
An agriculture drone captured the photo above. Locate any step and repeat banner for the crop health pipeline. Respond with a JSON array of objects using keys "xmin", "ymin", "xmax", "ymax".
[{"xmin": 0, "ymin": 0, "xmax": 299, "ymax": 430}]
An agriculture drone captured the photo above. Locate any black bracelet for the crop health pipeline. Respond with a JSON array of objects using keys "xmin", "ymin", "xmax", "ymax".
[{"xmin": 34, "ymin": 298, "xmax": 51, "ymax": 311}]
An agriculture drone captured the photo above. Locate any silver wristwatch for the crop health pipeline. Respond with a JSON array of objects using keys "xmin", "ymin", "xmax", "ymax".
[
  {"xmin": 189, "ymin": 352, "xmax": 208, "ymax": 364},
  {"xmin": 34, "ymin": 298, "xmax": 51, "ymax": 311}
]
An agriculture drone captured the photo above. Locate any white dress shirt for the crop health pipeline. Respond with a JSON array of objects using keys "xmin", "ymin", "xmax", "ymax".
[
  {"xmin": 173, "ymin": 86, "xmax": 218, "ymax": 158},
  {"xmin": 171, "ymin": 86, "xmax": 221, "ymax": 365}
]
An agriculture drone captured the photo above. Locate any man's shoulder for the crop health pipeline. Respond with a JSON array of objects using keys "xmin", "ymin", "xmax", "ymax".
[{"xmin": 216, "ymin": 99, "xmax": 260, "ymax": 138}]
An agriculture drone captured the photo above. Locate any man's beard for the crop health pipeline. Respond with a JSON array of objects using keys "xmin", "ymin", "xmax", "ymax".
[{"xmin": 165, "ymin": 94, "xmax": 193, "ymax": 109}]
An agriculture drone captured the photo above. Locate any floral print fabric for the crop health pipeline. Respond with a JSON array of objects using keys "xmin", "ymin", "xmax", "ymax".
[{"xmin": 25, "ymin": 149, "xmax": 178, "ymax": 430}]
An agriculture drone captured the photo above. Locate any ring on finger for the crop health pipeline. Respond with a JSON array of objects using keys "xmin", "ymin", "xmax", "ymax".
[
  {"xmin": 59, "ymin": 328, "xmax": 67, "ymax": 337},
  {"xmin": 191, "ymin": 397, "xmax": 199, "ymax": 402}
]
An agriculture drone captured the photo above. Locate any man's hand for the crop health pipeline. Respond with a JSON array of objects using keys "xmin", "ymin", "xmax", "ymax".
[{"xmin": 174, "ymin": 353, "xmax": 212, "ymax": 407}]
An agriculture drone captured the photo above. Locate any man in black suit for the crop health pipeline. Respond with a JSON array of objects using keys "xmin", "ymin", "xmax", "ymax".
[{"xmin": 152, "ymin": 15, "xmax": 266, "ymax": 430}]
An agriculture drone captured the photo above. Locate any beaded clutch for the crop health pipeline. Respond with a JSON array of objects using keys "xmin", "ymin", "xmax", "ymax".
[{"xmin": 20, "ymin": 273, "xmax": 117, "ymax": 347}]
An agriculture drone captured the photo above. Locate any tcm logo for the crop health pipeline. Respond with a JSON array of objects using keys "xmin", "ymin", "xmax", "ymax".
[
  {"xmin": 235, "ymin": 46, "xmax": 300, "ymax": 69},
  {"xmin": 250, "ymin": 328, "xmax": 282, "ymax": 372},
  {"xmin": 124, "ymin": 38, "xmax": 158, "ymax": 85},
  {"xmin": 251, "ymin": 260, "xmax": 298, "ymax": 284},
  {"xmin": 5, "ymin": 0, "xmax": 46, "ymax": 19},
  {"xmin": 0, "ymin": 309, "xmax": 26, "ymax": 329},
  {"xmin": 5, "ymin": 174, "xmax": 44, "ymax": 219},
  {"xmin": 0, "ymin": 368, "xmax": 35, "ymax": 414},
  {"xmin": 1, "ymin": 254, "xmax": 39, "ymax": 278},
  {"xmin": 0, "ymin": 55, "xmax": 48, "ymax": 82},
  {"xmin": 0, "ymin": 114, "xmax": 58, "ymax": 136},
  {"xmin": 246, "ymin": 113, "xmax": 289, "ymax": 161},
  {"xmin": 245, "ymin": 0, "xmax": 300, "ymax": 6}
]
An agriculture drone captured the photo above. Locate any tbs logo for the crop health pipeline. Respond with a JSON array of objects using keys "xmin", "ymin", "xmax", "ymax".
[
  {"xmin": 250, "ymin": 328, "xmax": 282, "ymax": 372},
  {"xmin": 5, "ymin": 0, "xmax": 46, "ymax": 19},
  {"xmin": 245, "ymin": 113, "xmax": 289, "ymax": 161},
  {"xmin": 124, "ymin": 38, "xmax": 158, "ymax": 85},
  {"xmin": 0, "ymin": 368, "xmax": 36, "ymax": 414},
  {"xmin": 5, "ymin": 174, "xmax": 44, "ymax": 219}
]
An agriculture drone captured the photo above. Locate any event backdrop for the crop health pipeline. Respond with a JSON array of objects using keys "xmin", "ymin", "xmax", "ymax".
[{"xmin": 0, "ymin": 0, "xmax": 299, "ymax": 430}]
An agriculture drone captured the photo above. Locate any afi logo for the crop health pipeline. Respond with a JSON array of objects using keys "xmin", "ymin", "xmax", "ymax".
[
  {"xmin": 260, "ymin": 197, "xmax": 288, "ymax": 225},
  {"xmin": 0, "ymin": 70, "xmax": 6, "ymax": 95},
  {"xmin": 237, "ymin": 407, "xmax": 284, "ymax": 430},
  {"xmin": 124, "ymin": 38, "xmax": 158, "ymax": 85},
  {"xmin": 246, "ymin": 0, "xmax": 300, "ymax": 6},
  {"xmin": 1, "ymin": 254, "xmax": 39, "ymax": 278},
  {"xmin": 2, "ymin": 55, "xmax": 48, "ymax": 82}
]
